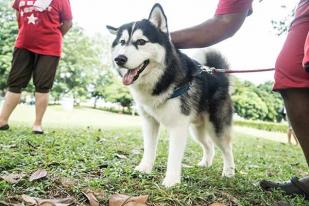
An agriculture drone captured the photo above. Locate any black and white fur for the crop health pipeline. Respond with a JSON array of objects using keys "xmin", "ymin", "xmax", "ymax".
[{"xmin": 107, "ymin": 4, "xmax": 235, "ymax": 187}]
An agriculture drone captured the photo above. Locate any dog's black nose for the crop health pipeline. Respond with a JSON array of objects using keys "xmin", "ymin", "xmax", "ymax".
[{"xmin": 114, "ymin": 55, "xmax": 128, "ymax": 66}]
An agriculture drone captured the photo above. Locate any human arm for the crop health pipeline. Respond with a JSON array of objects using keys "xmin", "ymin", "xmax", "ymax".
[
  {"xmin": 60, "ymin": 0, "xmax": 73, "ymax": 36},
  {"xmin": 171, "ymin": 10, "xmax": 249, "ymax": 49},
  {"xmin": 61, "ymin": 20, "xmax": 73, "ymax": 36},
  {"xmin": 12, "ymin": 0, "xmax": 21, "ymax": 28}
]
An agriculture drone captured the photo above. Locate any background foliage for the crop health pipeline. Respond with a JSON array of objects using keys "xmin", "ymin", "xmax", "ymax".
[{"xmin": 0, "ymin": 2, "xmax": 287, "ymax": 122}]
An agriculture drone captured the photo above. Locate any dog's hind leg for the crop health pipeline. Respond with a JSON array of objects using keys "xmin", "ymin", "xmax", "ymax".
[
  {"xmin": 162, "ymin": 126, "xmax": 189, "ymax": 187},
  {"xmin": 212, "ymin": 127, "xmax": 235, "ymax": 177},
  {"xmin": 190, "ymin": 124, "xmax": 215, "ymax": 167},
  {"xmin": 135, "ymin": 114, "xmax": 160, "ymax": 174},
  {"xmin": 220, "ymin": 137, "xmax": 235, "ymax": 177}
]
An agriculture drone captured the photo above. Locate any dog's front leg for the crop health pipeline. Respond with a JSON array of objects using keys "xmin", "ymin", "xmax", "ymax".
[
  {"xmin": 162, "ymin": 126, "xmax": 188, "ymax": 187},
  {"xmin": 135, "ymin": 115, "xmax": 160, "ymax": 174}
]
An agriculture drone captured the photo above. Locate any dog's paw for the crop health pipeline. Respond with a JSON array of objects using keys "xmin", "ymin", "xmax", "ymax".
[
  {"xmin": 222, "ymin": 168, "xmax": 235, "ymax": 177},
  {"xmin": 162, "ymin": 175, "xmax": 180, "ymax": 188},
  {"xmin": 134, "ymin": 164, "xmax": 152, "ymax": 174},
  {"xmin": 197, "ymin": 160, "xmax": 212, "ymax": 167}
]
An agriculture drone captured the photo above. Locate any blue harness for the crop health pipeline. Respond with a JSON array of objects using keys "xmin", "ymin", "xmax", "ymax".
[
  {"xmin": 168, "ymin": 82, "xmax": 191, "ymax": 99},
  {"xmin": 168, "ymin": 65, "xmax": 215, "ymax": 100}
]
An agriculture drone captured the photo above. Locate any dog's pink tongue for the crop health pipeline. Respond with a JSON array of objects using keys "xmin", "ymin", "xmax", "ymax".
[{"xmin": 123, "ymin": 69, "xmax": 139, "ymax": 85}]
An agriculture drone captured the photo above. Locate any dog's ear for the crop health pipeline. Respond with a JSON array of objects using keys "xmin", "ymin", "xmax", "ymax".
[
  {"xmin": 106, "ymin": 25, "xmax": 118, "ymax": 35},
  {"xmin": 148, "ymin": 3, "xmax": 168, "ymax": 33}
]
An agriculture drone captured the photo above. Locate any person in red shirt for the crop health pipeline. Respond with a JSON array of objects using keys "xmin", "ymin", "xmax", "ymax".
[
  {"xmin": 304, "ymin": 32, "xmax": 309, "ymax": 72},
  {"xmin": 0, "ymin": 0, "xmax": 72, "ymax": 134},
  {"xmin": 171, "ymin": 0, "xmax": 309, "ymax": 200},
  {"xmin": 171, "ymin": 0, "xmax": 253, "ymax": 48}
]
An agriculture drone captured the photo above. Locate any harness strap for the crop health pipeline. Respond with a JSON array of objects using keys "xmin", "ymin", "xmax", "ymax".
[
  {"xmin": 168, "ymin": 65, "xmax": 275, "ymax": 100},
  {"xmin": 168, "ymin": 83, "xmax": 191, "ymax": 99},
  {"xmin": 168, "ymin": 65, "xmax": 207, "ymax": 100}
]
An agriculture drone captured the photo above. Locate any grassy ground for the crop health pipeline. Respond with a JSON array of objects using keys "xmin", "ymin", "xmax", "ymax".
[
  {"xmin": 0, "ymin": 106, "xmax": 308, "ymax": 205},
  {"xmin": 234, "ymin": 120, "xmax": 288, "ymax": 133}
]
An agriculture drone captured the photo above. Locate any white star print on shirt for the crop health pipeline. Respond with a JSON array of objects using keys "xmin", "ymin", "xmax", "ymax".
[{"xmin": 27, "ymin": 13, "xmax": 38, "ymax": 24}]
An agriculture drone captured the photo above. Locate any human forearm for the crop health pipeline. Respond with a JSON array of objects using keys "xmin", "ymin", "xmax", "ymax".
[
  {"xmin": 171, "ymin": 10, "xmax": 249, "ymax": 49},
  {"xmin": 61, "ymin": 20, "xmax": 73, "ymax": 36},
  {"xmin": 16, "ymin": 11, "xmax": 21, "ymax": 28}
]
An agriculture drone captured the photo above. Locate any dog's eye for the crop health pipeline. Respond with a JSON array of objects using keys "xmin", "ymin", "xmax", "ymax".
[
  {"xmin": 136, "ymin": 39, "xmax": 147, "ymax": 46},
  {"xmin": 120, "ymin": 40, "xmax": 126, "ymax": 46}
]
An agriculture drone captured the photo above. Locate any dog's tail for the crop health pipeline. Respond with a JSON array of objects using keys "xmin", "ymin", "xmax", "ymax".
[
  {"xmin": 192, "ymin": 49, "xmax": 233, "ymax": 94},
  {"xmin": 192, "ymin": 49, "xmax": 230, "ymax": 70}
]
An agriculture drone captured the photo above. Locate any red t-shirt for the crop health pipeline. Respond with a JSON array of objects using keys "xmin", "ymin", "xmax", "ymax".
[
  {"xmin": 304, "ymin": 32, "xmax": 309, "ymax": 68},
  {"xmin": 274, "ymin": 0, "xmax": 309, "ymax": 90},
  {"xmin": 12, "ymin": 0, "xmax": 73, "ymax": 57},
  {"xmin": 215, "ymin": 0, "xmax": 253, "ymax": 15}
]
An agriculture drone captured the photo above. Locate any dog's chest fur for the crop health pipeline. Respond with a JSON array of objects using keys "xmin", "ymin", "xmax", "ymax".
[{"xmin": 130, "ymin": 88, "xmax": 190, "ymax": 127}]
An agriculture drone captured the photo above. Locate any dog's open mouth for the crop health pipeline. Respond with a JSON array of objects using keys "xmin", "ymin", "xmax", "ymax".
[{"xmin": 122, "ymin": 60, "xmax": 150, "ymax": 85}]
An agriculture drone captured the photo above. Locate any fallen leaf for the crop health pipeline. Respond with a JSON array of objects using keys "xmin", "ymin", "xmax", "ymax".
[
  {"xmin": 109, "ymin": 194, "xmax": 148, "ymax": 206},
  {"xmin": 220, "ymin": 191, "xmax": 238, "ymax": 203},
  {"xmin": 83, "ymin": 189, "xmax": 105, "ymax": 202},
  {"xmin": 182, "ymin": 163, "xmax": 193, "ymax": 168},
  {"xmin": 0, "ymin": 144, "xmax": 17, "ymax": 149},
  {"xmin": 22, "ymin": 194, "xmax": 37, "ymax": 205},
  {"xmin": 58, "ymin": 177, "xmax": 76, "ymax": 188},
  {"xmin": 0, "ymin": 173, "xmax": 26, "ymax": 184},
  {"xmin": 115, "ymin": 154, "xmax": 127, "ymax": 159},
  {"xmin": 131, "ymin": 149, "xmax": 140, "ymax": 155},
  {"xmin": 209, "ymin": 203, "xmax": 227, "ymax": 206},
  {"xmin": 21, "ymin": 194, "xmax": 74, "ymax": 206},
  {"xmin": 0, "ymin": 202, "xmax": 23, "ymax": 206},
  {"xmin": 0, "ymin": 196, "xmax": 23, "ymax": 206},
  {"xmin": 93, "ymin": 190, "xmax": 105, "ymax": 202},
  {"xmin": 82, "ymin": 192, "xmax": 99, "ymax": 206},
  {"xmin": 39, "ymin": 203, "xmax": 55, "ymax": 206},
  {"xmin": 0, "ymin": 201, "xmax": 10, "ymax": 206},
  {"xmin": 29, "ymin": 169, "xmax": 48, "ymax": 182}
]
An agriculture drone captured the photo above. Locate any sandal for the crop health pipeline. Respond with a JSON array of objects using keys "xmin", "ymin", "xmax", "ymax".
[
  {"xmin": 0, "ymin": 124, "xmax": 9, "ymax": 130},
  {"xmin": 260, "ymin": 176, "xmax": 309, "ymax": 200},
  {"xmin": 32, "ymin": 130, "xmax": 44, "ymax": 135},
  {"xmin": 276, "ymin": 201, "xmax": 291, "ymax": 206}
]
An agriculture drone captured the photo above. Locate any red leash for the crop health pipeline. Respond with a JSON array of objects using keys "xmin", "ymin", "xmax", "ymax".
[{"xmin": 213, "ymin": 68, "xmax": 275, "ymax": 74}]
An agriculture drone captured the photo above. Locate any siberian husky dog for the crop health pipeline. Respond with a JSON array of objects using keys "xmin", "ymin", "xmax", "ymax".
[{"xmin": 107, "ymin": 3, "xmax": 235, "ymax": 187}]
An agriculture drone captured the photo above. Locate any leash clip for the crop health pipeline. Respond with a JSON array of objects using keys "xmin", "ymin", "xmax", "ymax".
[{"xmin": 201, "ymin": 65, "xmax": 216, "ymax": 74}]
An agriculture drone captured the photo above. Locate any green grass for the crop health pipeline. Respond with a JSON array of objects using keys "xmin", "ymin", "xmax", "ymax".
[
  {"xmin": 234, "ymin": 120, "xmax": 288, "ymax": 133},
  {"xmin": 0, "ymin": 124, "xmax": 308, "ymax": 205}
]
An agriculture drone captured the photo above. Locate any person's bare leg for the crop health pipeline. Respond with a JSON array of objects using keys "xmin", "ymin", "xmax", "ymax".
[
  {"xmin": 292, "ymin": 130, "xmax": 299, "ymax": 145},
  {"xmin": 260, "ymin": 89, "xmax": 309, "ymax": 199},
  {"xmin": 0, "ymin": 91, "xmax": 21, "ymax": 126},
  {"xmin": 283, "ymin": 89, "xmax": 309, "ymax": 165},
  {"xmin": 33, "ymin": 92, "xmax": 49, "ymax": 132},
  {"xmin": 288, "ymin": 128, "xmax": 292, "ymax": 144}
]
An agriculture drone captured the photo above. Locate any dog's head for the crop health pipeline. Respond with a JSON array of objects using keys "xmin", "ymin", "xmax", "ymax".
[{"xmin": 107, "ymin": 4, "xmax": 170, "ymax": 86}]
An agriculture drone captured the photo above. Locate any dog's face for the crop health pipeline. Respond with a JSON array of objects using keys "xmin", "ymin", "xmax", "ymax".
[{"xmin": 107, "ymin": 4, "xmax": 170, "ymax": 86}]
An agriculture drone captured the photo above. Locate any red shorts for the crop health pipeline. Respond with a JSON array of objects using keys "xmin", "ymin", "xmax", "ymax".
[{"xmin": 273, "ymin": 2, "xmax": 309, "ymax": 90}]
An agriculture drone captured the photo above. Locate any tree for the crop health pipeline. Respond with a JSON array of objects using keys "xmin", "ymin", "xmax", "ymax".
[
  {"xmin": 232, "ymin": 91, "xmax": 268, "ymax": 120},
  {"xmin": 90, "ymin": 70, "xmax": 114, "ymax": 108},
  {"xmin": 256, "ymin": 81, "xmax": 283, "ymax": 122},
  {"xmin": 103, "ymin": 80, "xmax": 133, "ymax": 113},
  {"xmin": 231, "ymin": 78, "xmax": 283, "ymax": 122},
  {"xmin": 51, "ymin": 28, "xmax": 111, "ymax": 105},
  {"xmin": 0, "ymin": 1, "xmax": 18, "ymax": 95},
  {"xmin": 271, "ymin": 4, "xmax": 296, "ymax": 36}
]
